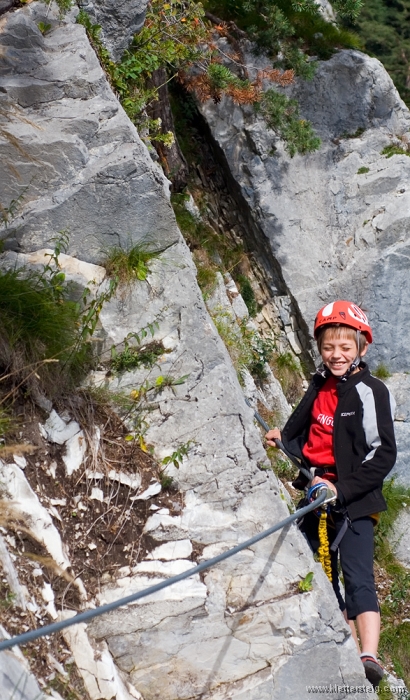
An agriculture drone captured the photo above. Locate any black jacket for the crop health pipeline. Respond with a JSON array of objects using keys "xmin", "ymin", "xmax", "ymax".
[{"xmin": 282, "ymin": 363, "xmax": 397, "ymax": 521}]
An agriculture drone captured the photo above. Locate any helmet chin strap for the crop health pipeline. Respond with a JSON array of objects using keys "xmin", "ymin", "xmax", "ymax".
[{"xmin": 339, "ymin": 329, "xmax": 362, "ymax": 381}]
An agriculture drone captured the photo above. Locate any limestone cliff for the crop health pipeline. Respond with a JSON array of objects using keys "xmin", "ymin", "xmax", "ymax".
[{"xmin": 198, "ymin": 43, "xmax": 410, "ymax": 485}]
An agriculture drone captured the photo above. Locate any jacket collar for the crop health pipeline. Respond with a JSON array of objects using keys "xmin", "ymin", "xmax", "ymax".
[{"xmin": 313, "ymin": 362, "xmax": 369, "ymax": 393}]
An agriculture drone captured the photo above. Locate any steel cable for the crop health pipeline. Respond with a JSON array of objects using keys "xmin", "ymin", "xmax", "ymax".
[{"xmin": 0, "ymin": 491, "xmax": 326, "ymax": 652}]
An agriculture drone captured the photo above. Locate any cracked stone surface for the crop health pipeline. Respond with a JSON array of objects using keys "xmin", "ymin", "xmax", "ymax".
[
  {"xmin": 0, "ymin": 647, "xmax": 46, "ymax": 700},
  {"xmin": 199, "ymin": 45, "xmax": 410, "ymax": 520},
  {"xmin": 0, "ymin": 6, "xmax": 376, "ymax": 699},
  {"xmin": 0, "ymin": 3, "xmax": 179, "ymax": 263},
  {"xmin": 88, "ymin": 247, "xmax": 372, "ymax": 698},
  {"xmin": 385, "ymin": 374, "xmax": 410, "ymax": 487},
  {"xmin": 77, "ymin": 0, "xmax": 149, "ymax": 62},
  {"xmin": 199, "ymin": 48, "xmax": 410, "ymax": 375}
]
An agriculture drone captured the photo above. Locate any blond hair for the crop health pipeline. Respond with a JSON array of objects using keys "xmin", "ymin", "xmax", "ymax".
[{"xmin": 316, "ymin": 325, "xmax": 367, "ymax": 354}]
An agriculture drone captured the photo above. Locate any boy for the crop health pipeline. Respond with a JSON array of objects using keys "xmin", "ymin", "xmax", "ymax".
[{"xmin": 265, "ymin": 300, "xmax": 396, "ymax": 687}]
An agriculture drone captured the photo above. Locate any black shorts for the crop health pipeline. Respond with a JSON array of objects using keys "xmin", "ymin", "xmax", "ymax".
[{"xmin": 300, "ymin": 511, "xmax": 379, "ymax": 619}]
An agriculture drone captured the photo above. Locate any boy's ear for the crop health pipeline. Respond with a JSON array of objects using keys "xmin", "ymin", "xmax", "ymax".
[{"xmin": 360, "ymin": 342, "xmax": 369, "ymax": 358}]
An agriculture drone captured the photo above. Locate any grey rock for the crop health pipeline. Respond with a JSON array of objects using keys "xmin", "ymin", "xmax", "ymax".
[
  {"xmin": 0, "ymin": 4, "xmax": 179, "ymax": 262},
  {"xmin": 199, "ymin": 49, "xmax": 410, "ymax": 373},
  {"xmin": 385, "ymin": 374, "xmax": 410, "ymax": 486},
  {"xmin": 0, "ymin": 648, "xmax": 45, "ymax": 700},
  {"xmin": 78, "ymin": 0, "xmax": 148, "ymax": 61},
  {"xmin": 315, "ymin": 0, "xmax": 335, "ymax": 22},
  {"xmin": 88, "ymin": 239, "xmax": 368, "ymax": 698},
  {"xmin": 390, "ymin": 508, "xmax": 410, "ymax": 568},
  {"xmin": 0, "ymin": 8, "xmax": 372, "ymax": 697},
  {"xmin": 0, "ymin": 0, "xmax": 16, "ymax": 14}
]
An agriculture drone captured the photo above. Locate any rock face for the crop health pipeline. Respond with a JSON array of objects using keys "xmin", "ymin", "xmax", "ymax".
[
  {"xmin": 0, "ymin": 5, "xmax": 375, "ymax": 699},
  {"xmin": 385, "ymin": 374, "xmax": 410, "ymax": 485},
  {"xmin": 199, "ymin": 47, "xmax": 410, "ymax": 488},
  {"xmin": 0, "ymin": 3, "xmax": 178, "ymax": 262},
  {"xmin": 0, "ymin": 645, "xmax": 45, "ymax": 700},
  {"xmin": 199, "ymin": 48, "xmax": 410, "ymax": 374},
  {"xmin": 78, "ymin": 0, "xmax": 148, "ymax": 61}
]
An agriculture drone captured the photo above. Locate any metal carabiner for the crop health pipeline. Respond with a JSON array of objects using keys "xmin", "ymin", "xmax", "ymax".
[{"xmin": 307, "ymin": 482, "xmax": 337, "ymax": 511}]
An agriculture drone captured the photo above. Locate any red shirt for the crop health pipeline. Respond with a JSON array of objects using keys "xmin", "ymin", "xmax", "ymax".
[{"xmin": 302, "ymin": 375, "xmax": 339, "ymax": 467}]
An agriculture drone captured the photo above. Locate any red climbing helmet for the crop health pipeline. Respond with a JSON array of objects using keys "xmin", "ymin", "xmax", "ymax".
[{"xmin": 314, "ymin": 301, "xmax": 373, "ymax": 343}]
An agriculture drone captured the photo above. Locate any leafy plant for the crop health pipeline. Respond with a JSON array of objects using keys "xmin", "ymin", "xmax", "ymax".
[
  {"xmin": 0, "ymin": 231, "xmax": 128, "ymax": 403},
  {"xmin": 37, "ymin": 21, "xmax": 52, "ymax": 35},
  {"xmin": 162, "ymin": 440, "xmax": 193, "ymax": 468},
  {"xmin": 357, "ymin": 166, "xmax": 369, "ymax": 174},
  {"xmin": 341, "ymin": 127, "xmax": 365, "ymax": 139},
  {"xmin": 172, "ymin": 193, "xmax": 243, "ymax": 269},
  {"xmin": 196, "ymin": 264, "xmax": 218, "ymax": 297},
  {"xmin": 272, "ymin": 351, "xmax": 303, "ymax": 404},
  {"xmin": 159, "ymin": 472, "xmax": 174, "ymax": 490},
  {"xmin": 0, "ymin": 187, "xmax": 28, "ymax": 229},
  {"xmin": 268, "ymin": 450, "xmax": 297, "ymax": 481},
  {"xmin": 374, "ymin": 479, "xmax": 410, "ymax": 562},
  {"xmin": 40, "ymin": 0, "xmax": 73, "ymax": 18},
  {"xmin": 257, "ymin": 89, "xmax": 321, "ymax": 157},
  {"xmin": 205, "ymin": 0, "xmax": 361, "ymax": 68},
  {"xmin": 298, "ymin": 571, "xmax": 314, "ymax": 592},
  {"xmin": 275, "ymin": 351, "xmax": 299, "ymax": 372},
  {"xmin": 154, "ymin": 373, "xmax": 189, "ymax": 391},
  {"xmin": 371, "ymin": 479, "xmax": 410, "ymax": 683},
  {"xmin": 212, "ymin": 308, "xmax": 275, "ymax": 382},
  {"xmin": 341, "ymin": 0, "xmax": 410, "ymax": 107},
  {"xmin": 244, "ymin": 326, "xmax": 276, "ymax": 380},
  {"xmin": 111, "ymin": 342, "xmax": 163, "ymax": 374}
]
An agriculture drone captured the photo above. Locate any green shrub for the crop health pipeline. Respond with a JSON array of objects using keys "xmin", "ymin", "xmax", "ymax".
[
  {"xmin": 275, "ymin": 351, "xmax": 299, "ymax": 372},
  {"xmin": 257, "ymin": 90, "xmax": 321, "ymax": 157},
  {"xmin": 111, "ymin": 341, "xmax": 166, "ymax": 375},
  {"xmin": 341, "ymin": 0, "xmax": 410, "ymax": 107},
  {"xmin": 341, "ymin": 127, "xmax": 365, "ymax": 139},
  {"xmin": 357, "ymin": 166, "xmax": 369, "ymax": 174},
  {"xmin": 205, "ymin": 0, "xmax": 361, "ymax": 67},
  {"xmin": 0, "ymin": 266, "xmax": 88, "ymax": 399}
]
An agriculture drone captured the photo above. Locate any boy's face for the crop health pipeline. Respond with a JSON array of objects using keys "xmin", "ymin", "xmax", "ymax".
[{"xmin": 320, "ymin": 329, "xmax": 368, "ymax": 377}]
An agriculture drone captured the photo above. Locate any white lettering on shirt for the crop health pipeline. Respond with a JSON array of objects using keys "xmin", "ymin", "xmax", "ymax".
[
  {"xmin": 340, "ymin": 412, "xmax": 355, "ymax": 417},
  {"xmin": 317, "ymin": 413, "xmax": 334, "ymax": 427}
]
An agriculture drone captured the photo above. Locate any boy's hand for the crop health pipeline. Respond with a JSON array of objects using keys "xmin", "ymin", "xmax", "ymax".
[
  {"xmin": 311, "ymin": 476, "xmax": 337, "ymax": 495},
  {"xmin": 265, "ymin": 428, "xmax": 281, "ymax": 447}
]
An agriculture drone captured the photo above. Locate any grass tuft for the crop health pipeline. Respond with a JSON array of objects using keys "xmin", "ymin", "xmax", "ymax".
[
  {"xmin": 373, "ymin": 363, "xmax": 391, "ymax": 380},
  {"xmin": 0, "ymin": 267, "xmax": 90, "ymax": 400},
  {"xmin": 103, "ymin": 241, "xmax": 164, "ymax": 286},
  {"xmin": 381, "ymin": 145, "xmax": 410, "ymax": 159}
]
